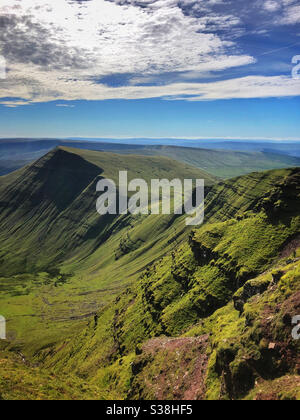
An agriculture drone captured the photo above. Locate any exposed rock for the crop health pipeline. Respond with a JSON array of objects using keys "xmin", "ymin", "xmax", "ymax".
[
  {"xmin": 234, "ymin": 278, "xmax": 271, "ymax": 314},
  {"xmin": 272, "ymin": 270, "xmax": 284, "ymax": 284}
]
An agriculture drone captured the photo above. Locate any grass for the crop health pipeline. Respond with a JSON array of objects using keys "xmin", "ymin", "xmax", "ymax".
[
  {"xmin": 0, "ymin": 147, "xmax": 299, "ymax": 400},
  {"xmin": 0, "ymin": 343, "xmax": 106, "ymax": 400},
  {"xmin": 115, "ymin": 146, "xmax": 300, "ymax": 179},
  {"xmin": 0, "ymin": 147, "xmax": 213, "ymax": 356},
  {"xmin": 25, "ymin": 166, "xmax": 299, "ymax": 400}
]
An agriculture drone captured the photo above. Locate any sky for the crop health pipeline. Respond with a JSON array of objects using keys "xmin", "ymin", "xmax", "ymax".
[{"xmin": 0, "ymin": 0, "xmax": 299, "ymax": 140}]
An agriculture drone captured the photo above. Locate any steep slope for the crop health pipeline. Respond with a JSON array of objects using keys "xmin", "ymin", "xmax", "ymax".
[
  {"xmin": 37, "ymin": 167, "xmax": 300, "ymax": 399},
  {"xmin": 1, "ymin": 150, "xmax": 299, "ymax": 400},
  {"xmin": 0, "ymin": 146, "xmax": 214, "ymax": 275},
  {"xmin": 131, "ymin": 255, "xmax": 300, "ymax": 400},
  {"xmin": 0, "ymin": 147, "xmax": 214, "ymax": 354},
  {"xmin": 0, "ymin": 342, "xmax": 104, "ymax": 400}
]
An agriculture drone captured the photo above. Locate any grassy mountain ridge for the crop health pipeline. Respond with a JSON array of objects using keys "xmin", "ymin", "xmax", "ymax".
[
  {"xmin": 0, "ymin": 146, "xmax": 299, "ymax": 400},
  {"xmin": 0, "ymin": 146, "xmax": 214, "ymax": 275},
  {"xmin": 1, "ymin": 139, "xmax": 300, "ymax": 179},
  {"xmin": 32, "ymin": 167, "xmax": 300, "ymax": 400},
  {"xmin": 115, "ymin": 146, "xmax": 300, "ymax": 179},
  {"xmin": 0, "ymin": 147, "xmax": 214, "ymax": 355}
]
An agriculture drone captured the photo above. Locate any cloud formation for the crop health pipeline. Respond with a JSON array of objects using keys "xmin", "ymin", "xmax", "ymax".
[{"xmin": 0, "ymin": 0, "xmax": 299, "ymax": 106}]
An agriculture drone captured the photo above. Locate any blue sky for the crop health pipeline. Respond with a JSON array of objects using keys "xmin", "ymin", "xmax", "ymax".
[{"xmin": 0, "ymin": 0, "xmax": 299, "ymax": 140}]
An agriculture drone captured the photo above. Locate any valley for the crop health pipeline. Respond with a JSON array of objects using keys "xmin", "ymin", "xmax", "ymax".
[{"xmin": 0, "ymin": 146, "xmax": 299, "ymax": 400}]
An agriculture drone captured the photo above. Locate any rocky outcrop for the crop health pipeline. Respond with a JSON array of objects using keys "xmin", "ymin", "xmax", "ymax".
[
  {"xmin": 233, "ymin": 278, "xmax": 271, "ymax": 314},
  {"xmin": 129, "ymin": 336, "xmax": 209, "ymax": 400}
]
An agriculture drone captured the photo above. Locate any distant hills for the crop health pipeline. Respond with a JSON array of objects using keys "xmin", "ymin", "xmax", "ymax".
[
  {"xmin": 62, "ymin": 137, "xmax": 300, "ymax": 157},
  {"xmin": 1, "ymin": 138, "xmax": 300, "ymax": 178}
]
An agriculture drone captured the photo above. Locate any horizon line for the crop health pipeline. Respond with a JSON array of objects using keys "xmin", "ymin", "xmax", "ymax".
[{"xmin": 1, "ymin": 136, "xmax": 300, "ymax": 142}]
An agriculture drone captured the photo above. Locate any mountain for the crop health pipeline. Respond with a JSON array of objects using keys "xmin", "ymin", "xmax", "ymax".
[
  {"xmin": 0, "ymin": 146, "xmax": 215, "ymax": 274},
  {"xmin": 41, "ymin": 137, "xmax": 300, "ymax": 157},
  {"xmin": 1, "ymin": 138, "xmax": 300, "ymax": 178},
  {"xmin": 115, "ymin": 146, "xmax": 300, "ymax": 179},
  {"xmin": 34, "ymin": 166, "xmax": 299, "ymax": 400},
  {"xmin": 0, "ymin": 147, "xmax": 215, "ymax": 354},
  {"xmin": 0, "ymin": 147, "xmax": 299, "ymax": 400}
]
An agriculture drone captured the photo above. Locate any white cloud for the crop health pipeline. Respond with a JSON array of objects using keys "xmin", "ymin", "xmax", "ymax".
[
  {"xmin": 0, "ymin": 100, "xmax": 32, "ymax": 108},
  {"xmin": 0, "ymin": 0, "xmax": 249, "ymax": 74},
  {"xmin": 260, "ymin": 0, "xmax": 300, "ymax": 24},
  {"xmin": 263, "ymin": 1, "xmax": 280, "ymax": 12},
  {"xmin": 2, "ymin": 65, "xmax": 300, "ymax": 103},
  {"xmin": 279, "ymin": 4, "xmax": 300, "ymax": 25},
  {"xmin": 0, "ymin": 0, "xmax": 299, "ymax": 106}
]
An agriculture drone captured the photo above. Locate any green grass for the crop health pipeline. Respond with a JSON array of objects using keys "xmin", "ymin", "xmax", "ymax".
[
  {"xmin": 114, "ymin": 146, "xmax": 300, "ymax": 179},
  {"xmin": 29, "ymin": 167, "xmax": 300, "ymax": 400},
  {"xmin": 0, "ymin": 344, "xmax": 106, "ymax": 400},
  {"xmin": 185, "ymin": 257, "xmax": 300, "ymax": 399},
  {"xmin": 0, "ymin": 147, "xmax": 299, "ymax": 400},
  {"xmin": 0, "ymin": 147, "xmax": 214, "ymax": 355}
]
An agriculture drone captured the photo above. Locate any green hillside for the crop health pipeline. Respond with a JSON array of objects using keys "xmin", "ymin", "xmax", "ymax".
[
  {"xmin": 0, "ymin": 147, "xmax": 215, "ymax": 355},
  {"xmin": 37, "ymin": 167, "xmax": 299, "ymax": 400},
  {"xmin": 0, "ymin": 146, "xmax": 215, "ymax": 273},
  {"xmin": 0, "ymin": 342, "xmax": 105, "ymax": 400},
  {"xmin": 114, "ymin": 145, "xmax": 300, "ymax": 179},
  {"xmin": 0, "ymin": 147, "xmax": 299, "ymax": 400}
]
